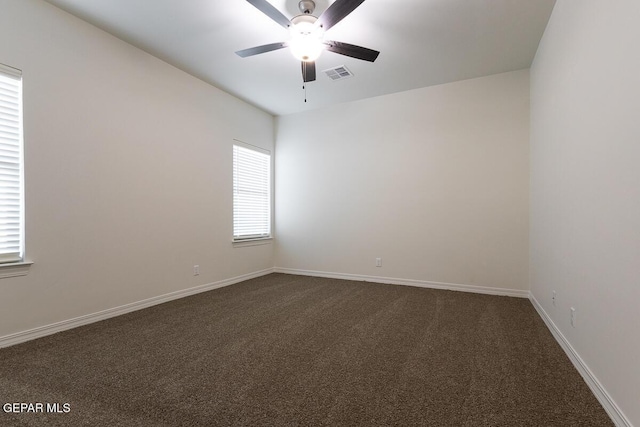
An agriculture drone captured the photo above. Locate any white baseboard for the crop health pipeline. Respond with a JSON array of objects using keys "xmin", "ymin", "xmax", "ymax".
[
  {"xmin": 0, "ymin": 268, "xmax": 274, "ymax": 349},
  {"xmin": 529, "ymin": 294, "xmax": 632, "ymax": 427},
  {"xmin": 273, "ymin": 267, "xmax": 529, "ymax": 298}
]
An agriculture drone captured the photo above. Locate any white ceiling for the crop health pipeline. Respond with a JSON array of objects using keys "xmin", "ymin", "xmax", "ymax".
[{"xmin": 43, "ymin": 0, "xmax": 556, "ymax": 116}]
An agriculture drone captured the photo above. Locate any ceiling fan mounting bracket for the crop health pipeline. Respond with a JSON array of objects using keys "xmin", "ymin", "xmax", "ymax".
[{"xmin": 298, "ymin": 0, "xmax": 316, "ymax": 15}]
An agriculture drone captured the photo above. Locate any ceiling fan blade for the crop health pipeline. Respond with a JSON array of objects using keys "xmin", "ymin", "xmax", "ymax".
[
  {"xmin": 316, "ymin": 0, "xmax": 366, "ymax": 31},
  {"xmin": 324, "ymin": 40, "xmax": 380, "ymax": 62},
  {"xmin": 235, "ymin": 42, "xmax": 288, "ymax": 58},
  {"xmin": 246, "ymin": 0, "xmax": 292, "ymax": 29},
  {"xmin": 302, "ymin": 61, "xmax": 316, "ymax": 82}
]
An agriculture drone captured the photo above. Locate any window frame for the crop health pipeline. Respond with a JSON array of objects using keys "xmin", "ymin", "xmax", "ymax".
[
  {"xmin": 232, "ymin": 140, "xmax": 272, "ymax": 244},
  {"xmin": 0, "ymin": 63, "xmax": 26, "ymax": 266}
]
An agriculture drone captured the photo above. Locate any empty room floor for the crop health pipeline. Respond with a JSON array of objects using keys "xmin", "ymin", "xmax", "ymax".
[{"xmin": 0, "ymin": 273, "xmax": 612, "ymax": 426}]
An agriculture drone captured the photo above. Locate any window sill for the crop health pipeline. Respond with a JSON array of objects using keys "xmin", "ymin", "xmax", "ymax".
[
  {"xmin": 0, "ymin": 261, "xmax": 33, "ymax": 279},
  {"xmin": 232, "ymin": 237, "xmax": 273, "ymax": 248}
]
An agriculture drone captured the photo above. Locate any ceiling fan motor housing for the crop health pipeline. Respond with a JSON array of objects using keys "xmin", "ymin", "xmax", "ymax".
[{"xmin": 298, "ymin": 0, "xmax": 316, "ymax": 14}]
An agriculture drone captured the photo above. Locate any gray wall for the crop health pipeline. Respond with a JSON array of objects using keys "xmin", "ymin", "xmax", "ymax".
[
  {"xmin": 530, "ymin": 0, "xmax": 640, "ymax": 424},
  {"xmin": 275, "ymin": 70, "xmax": 530, "ymax": 293},
  {"xmin": 0, "ymin": 0, "xmax": 274, "ymax": 338}
]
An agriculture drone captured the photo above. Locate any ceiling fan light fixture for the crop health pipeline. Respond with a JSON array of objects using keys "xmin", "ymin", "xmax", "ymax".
[
  {"xmin": 289, "ymin": 19, "xmax": 324, "ymax": 62},
  {"xmin": 238, "ymin": 0, "xmax": 380, "ymax": 84}
]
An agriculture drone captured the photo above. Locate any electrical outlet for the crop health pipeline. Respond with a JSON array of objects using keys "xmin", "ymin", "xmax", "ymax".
[
  {"xmin": 375, "ymin": 258, "xmax": 382, "ymax": 267},
  {"xmin": 552, "ymin": 290, "xmax": 556, "ymax": 306},
  {"xmin": 570, "ymin": 307, "xmax": 576, "ymax": 327},
  {"xmin": 193, "ymin": 265, "xmax": 200, "ymax": 276}
]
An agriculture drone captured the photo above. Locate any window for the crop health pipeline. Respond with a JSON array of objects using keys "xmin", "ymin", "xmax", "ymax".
[
  {"xmin": 0, "ymin": 64, "xmax": 24, "ymax": 263},
  {"xmin": 233, "ymin": 142, "xmax": 271, "ymax": 241}
]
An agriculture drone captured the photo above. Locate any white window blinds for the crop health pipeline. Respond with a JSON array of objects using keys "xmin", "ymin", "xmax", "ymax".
[
  {"xmin": 0, "ymin": 64, "xmax": 24, "ymax": 263},
  {"xmin": 233, "ymin": 143, "xmax": 271, "ymax": 240}
]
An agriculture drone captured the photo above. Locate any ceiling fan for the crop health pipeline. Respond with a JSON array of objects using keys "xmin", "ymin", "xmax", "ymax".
[{"xmin": 235, "ymin": 0, "xmax": 380, "ymax": 84}]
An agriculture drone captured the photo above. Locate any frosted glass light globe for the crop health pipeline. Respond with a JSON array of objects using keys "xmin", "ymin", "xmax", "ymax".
[{"xmin": 289, "ymin": 21, "xmax": 324, "ymax": 62}]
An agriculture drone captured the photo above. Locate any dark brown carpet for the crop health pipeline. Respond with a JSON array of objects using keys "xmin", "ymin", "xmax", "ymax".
[{"xmin": 0, "ymin": 273, "xmax": 612, "ymax": 426}]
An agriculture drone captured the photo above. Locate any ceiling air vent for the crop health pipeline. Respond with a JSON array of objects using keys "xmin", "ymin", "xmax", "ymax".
[{"xmin": 323, "ymin": 65, "xmax": 354, "ymax": 81}]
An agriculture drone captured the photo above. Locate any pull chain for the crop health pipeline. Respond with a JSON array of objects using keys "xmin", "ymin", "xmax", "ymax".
[{"xmin": 302, "ymin": 62, "xmax": 308, "ymax": 103}]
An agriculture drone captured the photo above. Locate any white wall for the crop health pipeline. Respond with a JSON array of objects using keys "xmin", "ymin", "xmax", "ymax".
[
  {"xmin": 275, "ymin": 70, "xmax": 530, "ymax": 293},
  {"xmin": 530, "ymin": 1, "xmax": 640, "ymax": 425},
  {"xmin": 0, "ymin": 0, "xmax": 274, "ymax": 339}
]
